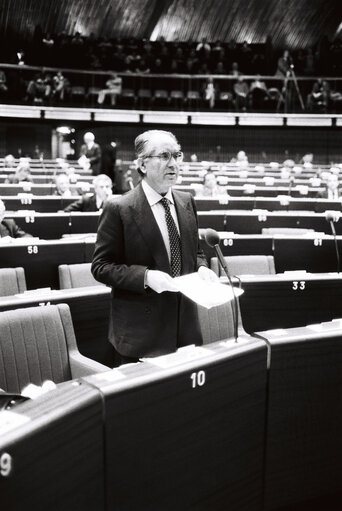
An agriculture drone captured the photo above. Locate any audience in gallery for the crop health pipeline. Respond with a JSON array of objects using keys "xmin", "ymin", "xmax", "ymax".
[
  {"xmin": 64, "ymin": 174, "xmax": 112, "ymax": 212},
  {"xmin": 97, "ymin": 73, "xmax": 122, "ymax": 106},
  {"xmin": 0, "ymin": 199, "xmax": 32, "ymax": 239}
]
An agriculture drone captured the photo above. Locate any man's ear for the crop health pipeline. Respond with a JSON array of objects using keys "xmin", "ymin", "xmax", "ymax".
[{"xmin": 137, "ymin": 157, "xmax": 146, "ymax": 174}]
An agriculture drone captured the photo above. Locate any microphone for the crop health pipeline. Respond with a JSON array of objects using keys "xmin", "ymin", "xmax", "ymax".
[
  {"xmin": 325, "ymin": 210, "xmax": 340, "ymax": 273},
  {"xmin": 204, "ymin": 228, "xmax": 240, "ymax": 342},
  {"xmin": 288, "ymin": 175, "xmax": 295, "ymax": 197}
]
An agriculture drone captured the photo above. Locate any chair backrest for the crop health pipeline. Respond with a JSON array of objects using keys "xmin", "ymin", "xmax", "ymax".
[
  {"xmin": 170, "ymin": 90, "xmax": 184, "ymax": 99},
  {"xmin": 137, "ymin": 88, "xmax": 152, "ymax": 98},
  {"xmin": 210, "ymin": 255, "xmax": 276, "ymax": 277},
  {"xmin": 59, "ymin": 263, "xmax": 100, "ymax": 289},
  {"xmin": 0, "ymin": 267, "xmax": 27, "ymax": 296},
  {"xmin": 0, "ymin": 304, "xmax": 76, "ymax": 393},
  {"xmin": 154, "ymin": 89, "xmax": 168, "ymax": 99},
  {"xmin": 187, "ymin": 90, "xmax": 201, "ymax": 99}
]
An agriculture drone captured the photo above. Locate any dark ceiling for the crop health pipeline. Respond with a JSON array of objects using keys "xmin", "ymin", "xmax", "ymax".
[{"xmin": 1, "ymin": 0, "xmax": 342, "ymax": 49}]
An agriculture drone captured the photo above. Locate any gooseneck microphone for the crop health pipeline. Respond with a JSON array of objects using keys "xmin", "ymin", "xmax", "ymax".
[
  {"xmin": 204, "ymin": 228, "xmax": 239, "ymax": 342},
  {"xmin": 325, "ymin": 210, "xmax": 340, "ymax": 273}
]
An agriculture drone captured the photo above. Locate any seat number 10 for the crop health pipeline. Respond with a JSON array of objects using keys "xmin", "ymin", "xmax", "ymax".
[{"xmin": 190, "ymin": 370, "xmax": 206, "ymax": 388}]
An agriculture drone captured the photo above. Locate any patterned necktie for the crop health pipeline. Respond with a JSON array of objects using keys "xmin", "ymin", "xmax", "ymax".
[{"xmin": 160, "ymin": 197, "xmax": 182, "ymax": 277}]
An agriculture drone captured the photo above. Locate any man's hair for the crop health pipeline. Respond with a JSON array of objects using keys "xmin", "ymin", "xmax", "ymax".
[
  {"xmin": 93, "ymin": 174, "xmax": 112, "ymax": 187},
  {"xmin": 84, "ymin": 131, "xmax": 95, "ymax": 141},
  {"xmin": 134, "ymin": 130, "xmax": 179, "ymax": 177},
  {"xmin": 55, "ymin": 173, "xmax": 69, "ymax": 184}
]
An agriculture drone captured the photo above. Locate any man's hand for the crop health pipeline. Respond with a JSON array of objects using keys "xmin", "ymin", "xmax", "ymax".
[
  {"xmin": 197, "ymin": 265, "xmax": 220, "ymax": 283},
  {"xmin": 146, "ymin": 270, "xmax": 178, "ymax": 293}
]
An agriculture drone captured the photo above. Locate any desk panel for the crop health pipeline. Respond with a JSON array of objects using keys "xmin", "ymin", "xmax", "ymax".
[
  {"xmin": 2, "ymin": 196, "xmax": 77, "ymax": 212},
  {"xmin": 0, "ymin": 286, "xmax": 111, "ymax": 364},
  {"xmin": 0, "ymin": 382, "xmax": 104, "ymax": 511},
  {"xmin": 238, "ymin": 273, "xmax": 342, "ymax": 332},
  {"xmin": 85, "ymin": 339, "xmax": 268, "ymax": 510},
  {"xmin": 260, "ymin": 325, "xmax": 342, "ymax": 510},
  {"xmin": 13, "ymin": 213, "xmax": 71, "ymax": 238},
  {"xmin": 0, "ymin": 240, "xmax": 86, "ymax": 289}
]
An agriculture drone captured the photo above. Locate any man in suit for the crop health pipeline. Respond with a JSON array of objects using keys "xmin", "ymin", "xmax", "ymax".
[
  {"xmin": 79, "ymin": 132, "xmax": 102, "ymax": 175},
  {"xmin": 0, "ymin": 199, "xmax": 32, "ymax": 238},
  {"xmin": 64, "ymin": 174, "xmax": 112, "ymax": 212},
  {"xmin": 91, "ymin": 129, "xmax": 218, "ymax": 365}
]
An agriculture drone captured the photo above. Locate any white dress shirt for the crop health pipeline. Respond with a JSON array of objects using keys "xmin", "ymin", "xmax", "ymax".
[{"xmin": 141, "ymin": 179, "xmax": 180, "ymax": 263}]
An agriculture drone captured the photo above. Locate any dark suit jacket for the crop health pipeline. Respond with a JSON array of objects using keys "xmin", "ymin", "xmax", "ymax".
[
  {"xmin": 91, "ymin": 183, "xmax": 208, "ymax": 358},
  {"xmin": 0, "ymin": 219, "xmax": 32, "ymax": 238},
  {"xmin": 64, "ymin": 194, "xmax": 99, "ymax": 212},
  {"xmin": 80, "ymin": 143, "xmax": 102, "ymax": 175}
]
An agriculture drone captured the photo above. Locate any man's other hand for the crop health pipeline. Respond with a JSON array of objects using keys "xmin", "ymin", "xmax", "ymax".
[
  {"xmin": 197, "ymin": 265, "xmax": 220, "ymax": 283},
  {"xmin": 146, "ymin": 270, "xmax": 178, "ymax": 293}
]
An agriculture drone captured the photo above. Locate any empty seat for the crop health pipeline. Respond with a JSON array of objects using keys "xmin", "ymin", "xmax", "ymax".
[
  {"xmin": 0, "ymin": 267, "xmax": 26, "ymax": 296},
  {"xmin": 216, "ymin": 91, "xmax": 234, "ymax": 109},
  {"xmin": 59, "ymin": 263, "xmax": 101, "ymax": 289},
  {"xmin": 186, "ymin": 90, "xmax": 201, "ymax": 107},
  {"xmin": 0, "ymin": 304, "xmax": 109, "ymax": 393},
  {"xmin": 210, "ymin": 255, "xmax": 276, "ymax": 277},
  {"xmin": 71, "ymin": 86, "xmax": 86, "ymax": 99},
  {"xmin": 170, "ymin": 90, "xmax": 185, "ymax": 108},
  {"xmin": 137, "ymin": 88, "xmax": 152, "ymax": 107},
  {"xmin": 87, "ymin": 86, "xmax": 101, "ymax": 100},
  {"xmin": 118, "ymin": 88, "xmax": 136, "ymax": 107},
  {"xmin": 152, "ymin": 89, "xmax": 169, "ymax": 107}
]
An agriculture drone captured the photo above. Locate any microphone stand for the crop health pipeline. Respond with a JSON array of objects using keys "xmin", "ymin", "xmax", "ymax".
[
  {"xmin": 289, "ymin": 65, "xmax": 305, "ymax": 111},
  {"xmin": 213, "ymin": 242, "xmax": 240, "ymax": 343}
]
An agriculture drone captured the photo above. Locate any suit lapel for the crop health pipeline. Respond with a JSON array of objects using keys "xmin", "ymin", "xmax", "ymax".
[{"xmin": 131, "ymin": 184, "xmax": 171, "ymax": 273}]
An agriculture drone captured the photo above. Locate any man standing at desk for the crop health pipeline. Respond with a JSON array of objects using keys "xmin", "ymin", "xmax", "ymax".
[
  {"xmin": 92, "ymin": 129, "xmax": 217, "ymax": 365},
  {"xmin": 79, "ymin": 132, "xmax": 102, "ymax": 175}
]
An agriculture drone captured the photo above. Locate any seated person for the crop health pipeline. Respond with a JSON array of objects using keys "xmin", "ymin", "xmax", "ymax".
[
  {"xmin": 97, "ymin": 73, "xmax": 122, "ymax": 106},
  {"xmin": 5, "ymin": 161, "xmax": 33, "ymax": 184},
  {"xmin": 64, "ymin": 174, "xmax": 112, "ymax": 212},
  {"xmin": 3, "ymin": 154, "xmax": 15, "ymax": 168},
  {"xmin": 54, "ymin": 173, "xmax": 79, "ymax": 197},
  {"xmin": 317, "ymin": 173, "xmax": 341, "ymax": 200},
  {"xmin": 195, "ymin": 171, "xmax": 227, "ymax": 197},
  {"xmin": 0, "ymin": 199, "xmax": 32, "ymax": 238}
]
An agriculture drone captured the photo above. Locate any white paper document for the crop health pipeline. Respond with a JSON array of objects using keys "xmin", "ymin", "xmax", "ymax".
[{"xmin": 173, "ymin": 272, "xmax": 244, "ymax": 309}]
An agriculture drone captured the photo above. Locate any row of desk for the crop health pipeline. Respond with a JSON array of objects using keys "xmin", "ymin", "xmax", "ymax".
[
  {"xmin": 5, "ymin": 210, "xmax": 342, "ymax": 239},
  {"xmin": 2, "ymin": 195, "xmax": 341, "ymax": 213},
  {"xmin": 1, "ymin": 235, "xmax": 342, "ymax": 289},
  {"xmin": 1, "ymin": 327, "xmax": 341, "ymax": 510}
]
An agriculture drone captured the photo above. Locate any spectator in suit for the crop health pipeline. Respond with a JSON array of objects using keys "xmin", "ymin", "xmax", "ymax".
[
  {"xmin": 0, "ymin": 199, "xmax": 32, "ymax": 238},
  {"xmin": 64, "ymin": 174, "xmax": 112, "ymax": 212},
  {"xmin": 91, "ymin": 129, "xmax": 218, "ymax": 366},
  {"xmin": 79, "ymin": 132, "xmax": 102, "ymax": 175},
  {"xmin": 195, "ymin": 171, "xmax": 227, "ymax": 197}
]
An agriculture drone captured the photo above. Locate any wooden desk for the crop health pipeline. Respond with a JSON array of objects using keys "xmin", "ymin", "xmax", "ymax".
[
  {"xmin": 236, "ymin": 273, "xmax": 342, "ymax": 332},
  {"xmin": 0, "ymin": 382, "xmax": 105, "ymax": 511},
  {"xmin": 2, "ymin": 196, "xmax": 77, "ymax": 212},
  {"xmin": 84, "ymin": 338, "xmax": 268, "ymax": 510},
  {"xmin": 259, "ymin": 323, "xmax": 342, "ymax": 510},
  {"xmin": 0, "ymin": 239, "xmax": 87, "ymax": 288},
  {"xmin": 0, "ymin": 286, "xmax": 111, "ymax": 364},
  {"xmin": 198, "ymin": 210, "xmax": 332, "ymax": 234}
]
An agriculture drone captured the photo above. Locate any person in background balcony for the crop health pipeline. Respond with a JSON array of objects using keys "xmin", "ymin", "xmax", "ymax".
[
  {"xmin": 97, "ymin": 73, "xmax": 122, "ymax": 106},
  {"xmin": 64, "ymin": 174, "xmax": 112, "ymax": 212}
]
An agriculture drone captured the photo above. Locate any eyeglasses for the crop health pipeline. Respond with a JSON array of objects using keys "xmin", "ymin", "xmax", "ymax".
[{"xmin": 144, "ymin": 151, "xmax": 183, "ymax": 164}]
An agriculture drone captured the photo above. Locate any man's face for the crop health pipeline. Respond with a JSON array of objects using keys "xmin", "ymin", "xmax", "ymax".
[
  {"xmin": 57, "ymin": 176, "xmax": 69, "ymax": 193},
  {"xmin": 142, "ymin": 134, "xmax": 181, "ymax": 195},
  {"xmin": 95, "ymin": 180, "xmax": 112, "ymax": 201}
]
